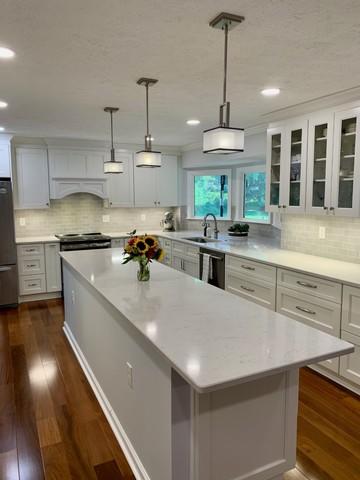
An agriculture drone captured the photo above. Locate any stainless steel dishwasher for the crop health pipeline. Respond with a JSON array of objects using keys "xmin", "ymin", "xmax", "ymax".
[{"xmin": 199, "ymin": 247, "xmax": 225, "ymax": 290}]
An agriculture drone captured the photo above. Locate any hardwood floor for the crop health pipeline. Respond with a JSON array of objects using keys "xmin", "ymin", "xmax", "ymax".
[{"xmin": 0, "ymin": 299, "xmax": 359, "ymax": 480}]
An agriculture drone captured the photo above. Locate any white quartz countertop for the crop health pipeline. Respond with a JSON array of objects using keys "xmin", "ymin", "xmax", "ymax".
[
  {"xmin": 16, "ymin": 235, "xmax": 59, "ymax": 244},
  {"xmin": 60, "ymin": 248, "xmax": 353, "ymax": 393}
]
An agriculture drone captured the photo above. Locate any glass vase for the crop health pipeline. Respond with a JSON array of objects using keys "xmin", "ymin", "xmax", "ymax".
[{"xmin": 137, "ymin": 259, "xmax": 150, "ymax": 282}]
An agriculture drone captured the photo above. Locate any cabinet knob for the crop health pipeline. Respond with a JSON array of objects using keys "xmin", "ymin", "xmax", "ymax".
[
  {"xmin": 278, "ymin": 205, "xmax": 281, "ymax": 209},
  {"xmin": 323, "ymin": 206, "xmax": 328, "ymax": 210},
  {"xmin": 282, "ymin": 205, "xmax": 287, "ymax": 208}
]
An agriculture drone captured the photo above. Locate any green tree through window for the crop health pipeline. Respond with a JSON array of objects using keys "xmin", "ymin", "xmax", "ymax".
[
  {"xmin": 194, "ymin": 175, "xmax": 229, "ymax": 218},
  {"xmin": 243, "ymin": 171, "xmax": 269, "ymax": 221}
]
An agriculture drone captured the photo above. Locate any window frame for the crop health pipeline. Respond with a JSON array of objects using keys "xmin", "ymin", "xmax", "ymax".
[
  {"xmin": 186, "ymin": 169, "xmax": 232, "ymax": 220},
  {"xmin": 235, "ymin": 165, "xmax": 271, "ymax": 224}
]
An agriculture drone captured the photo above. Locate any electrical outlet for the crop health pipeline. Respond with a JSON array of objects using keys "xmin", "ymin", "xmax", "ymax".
[
  {"xmin": 71, "ymin": 290, "xmax": 75, "ymax": 305},
  {"xmin": 319, "ymin": 226, "xmax": 326, "ymax": 239},
  {"xmin": 126, "ymin": 362, "xmax": 133, "ymax": 389},
  {"xmin": 19, "ymin": 217, "xmax": 26, "ymax": 226},
  {"xmin": 102, "ymin": 215, "xmax": 110, "ymax": 223},
  {"xmin": 140, "ymin": 213, "xmax": 146, "ymax": 222}
]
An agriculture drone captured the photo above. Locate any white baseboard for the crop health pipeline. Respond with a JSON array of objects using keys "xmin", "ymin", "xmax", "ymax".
[
  {"xmin": 19, "ymin": 291, "xmax": 62, "ymax": 303},
  {"xmin": 63, "ymin": 322, "xmax": 151, "ymax": 480}
]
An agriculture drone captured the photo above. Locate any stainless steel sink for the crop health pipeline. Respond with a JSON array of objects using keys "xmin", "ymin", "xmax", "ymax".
[{"xmin": 182, "ymin": 236, "xmax": 220, "ymax": 243}]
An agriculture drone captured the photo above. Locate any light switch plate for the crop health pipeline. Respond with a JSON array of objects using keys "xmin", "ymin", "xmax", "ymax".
[
  {"xmin": 19, "ymin": 217, "xmax": 26, "ymax": 226},
  {"xmin": 319, "ymin": 226, "xmax": 326, "ymax": 239},
  {"xmin": 126, "ymin": 361, "xmax": 133, "ymax": 388},
  {"xmin": 102, "ymin": 215, "xmax": 110, "ymax": 223}
]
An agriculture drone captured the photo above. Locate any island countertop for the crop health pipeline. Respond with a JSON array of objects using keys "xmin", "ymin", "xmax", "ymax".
[{"xmin": 60, "ymin": 248, "xmax": 353, "ymax": 393}]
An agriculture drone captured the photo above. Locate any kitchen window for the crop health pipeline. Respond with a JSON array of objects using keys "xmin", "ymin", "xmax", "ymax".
[
  {"xmin": 187, "ymin": 169, "xmax": 232, "ymax": 219},
  {"xmin": 235, "ymin": 166, "xmax": 270, "ymax": 223}
]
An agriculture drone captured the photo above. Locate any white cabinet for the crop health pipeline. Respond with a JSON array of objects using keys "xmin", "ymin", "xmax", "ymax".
[
  {"xmin": 266, "ymin": 120, "xmax": 308, "ymax": 214},
  {"xmin": 134, "ymin": 155, "xmax": 178, "ymax": 207},
  {"xmin": 111, "ymin": 238, "xmax": 125, "ymax": 249},
  {"xmin": 45, "ymin": 243, "xmax": 62, "ymax": 292},
  {"xmin": 0, "ymin": 142, "xmax": 11, "ymax": 177},
  {"xmin": 107, "ymin": 153, "xmax": 134, "ymax": 207},
  {"xmin": 331, "ymin": 107, "xmax": 360, "ymax": 217},
  {"xmin": 15, "ymin": 148, "xmax": 50, "ymax": 209},
  {"xmin": 342, "ymin": 285, "xmax": 360, "ymax": 337},
  {"xmin": 306, "ymin": 113, "xmax": 335, "ymax": 215},
  {"xmin": 158, "ymin": 237, "xmax": 172, "ymax": 266},
  {"xmin": 340, "ymin": 331, "xmax": 360, "ymax": 386},
  {"xmin": 171, "ymin": 241, "xmax": 199, "ymax": 278}
]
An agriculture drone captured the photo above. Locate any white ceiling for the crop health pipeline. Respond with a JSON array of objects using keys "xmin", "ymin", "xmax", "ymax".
[{"xmin": 1, "ymin": 0, "xmax": 360, "ymax": 146}]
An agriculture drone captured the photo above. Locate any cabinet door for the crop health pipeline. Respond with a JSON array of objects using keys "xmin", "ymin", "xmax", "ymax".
[
  {"xmin": 342, "ymin": 285, "xmax": 360, "ymax": 337},
  {"xmin": 134, "ymin": 161, "xmax": 157, "ymax": 207},
  {"xmin": 331, "ymin": 108, "xmax": 360, "ymax": 216},
  {"xmin": 172, "ymin": 254, "xmax": 183, "ymax": 272},
  {"xmin": 0, "ymin": 142, "xmax": 11, "ymax": 177},
  {"xmin": 108, "ymin": 153, "xmax": 134, "ymax": 207},
  {"xmin": 16, "ymin": 148, "xmax": 50, "ymax": 209},
  {"xmin": 45, "ymin": 243, "xmax": 62, "ymax": 292},
  {"xmin": 265, "ymin": 127, "xmax": 285, "ymax": 213},
  {"xmin": 183, "ymin": 259, "xmax": 199, "ymax": 278},
  {"xmin": 340, "ymin": 331, "xmax": 360, "ymax": 386},
  {"xmin": 282, "ymin": 120, "xmax": 308, "ymax": 213},
  {"xmin": 156, "ymin": 155, "xmax": 178, "ymax": 206},
  {"xmin": 306, "ymin": 114, "xmax": 334, "ymax": 215}
]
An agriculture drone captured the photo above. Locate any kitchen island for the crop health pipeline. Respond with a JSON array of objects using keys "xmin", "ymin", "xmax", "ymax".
[{"xmin": 60, "ymin": 248, "xmax": 352, "ymax": 480}]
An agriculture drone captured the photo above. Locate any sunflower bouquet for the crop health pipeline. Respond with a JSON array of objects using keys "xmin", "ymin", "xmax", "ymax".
[{"xmin": 122, "ymin": 231, "xmax": 164, "ymax": 281}]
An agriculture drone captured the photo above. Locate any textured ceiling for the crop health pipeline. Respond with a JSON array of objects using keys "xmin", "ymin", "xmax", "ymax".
[{"xmin": 1, "ymin": 0, "xmax": 360, "ymax": 146}]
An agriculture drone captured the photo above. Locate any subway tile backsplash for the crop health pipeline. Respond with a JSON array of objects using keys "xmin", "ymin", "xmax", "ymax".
[
  {"xmin": 281, "ymin": 214, "xmax": 360, "ymax": 263},
  {"xmin": 15, "ymin": 193, "xmax": 174, "ymax": 236}
]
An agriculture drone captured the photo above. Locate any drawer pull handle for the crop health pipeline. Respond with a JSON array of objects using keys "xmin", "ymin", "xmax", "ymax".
[
  {"xmin": 25, "ymin": 249, "xmax": 35, "ymax": 252},
  {"xmin": 297, "ymin": 280, "xmax": 318, "ymax": 289},
  {"xmin": 296, "ymin": 305, "xmax": 316, "ymax": 315},
  {"xmin": 241, "ymin": 265, "xmax": 255, "ymax": 271},
  {"xmin": 241, "ymin": 285, "xmax": 255, "ymax": 293},
  {"xmin": 28, "ymin": 283, "xmax": 38, "ymax": 287},
  {"xmin": 27, "ymin": 264, "xmax": 37, "ymax": 268}
]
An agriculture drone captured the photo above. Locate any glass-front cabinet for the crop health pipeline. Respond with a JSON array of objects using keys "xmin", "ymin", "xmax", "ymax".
[
  {"xmin": 331, "ymin": 108, "xmax": 360, "ymax": 216},
  {"xmin": 306, "ymin": 114, "xmax": 334, "ymax": 215},
  {"xmin": 266, "ymin": 121, "xmax": 308, "ymax": 213}
]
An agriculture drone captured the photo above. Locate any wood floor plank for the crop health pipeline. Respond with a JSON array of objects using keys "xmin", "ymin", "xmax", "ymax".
[
  {"xmin": 41, "ymin": 442, "xmax": 72, "ymax": 480},
  {"xmin": 94, "ymin": 459, "xmax": 124, "ymax": 480},
  {"xmin": 0, "ymin": 413, "xmax": 16, "ymax": 453},
  {"xmin": 0, "ymin": 449, "xmax": 19, "ymax": 480},
  {"xmin": 37, "ymin": 417, "xmax": 62, "ymax": 448},
  {"xmin": 11, "ymin": 344, "xmax": 45, "ymax": 480},
  {"xmin": 0, "ymin": 383, "xmax": 15, "ymax": 417}
]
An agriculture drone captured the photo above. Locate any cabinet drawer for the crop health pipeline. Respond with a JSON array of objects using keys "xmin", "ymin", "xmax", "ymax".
[
  {"xmin": 17, "ymin": 243, "xmax": 44, "ymax": 257},
  {"xmin": 277, "ymin": 268, "xmax": 342, "ymax": 303},
  {"xmin": 172, "ymin": 241, "xmax": 185, "ymax": 255},
  {"xmin": 19, "ymin": 274, "xmax": 46, "ymax": 295},
  {"xmin": 340, "ymin": 331, "xmax": 360, "ymax": 386},
  {"xmin": 18, "ymin": 255, "xmax": 45, "ymax": 275},
  {"xmin": 342, "ymin": 285, "xmax": 360, "ymax": 337},
  {"xmin": 172, "ymin": 241, "xmax": 199, "ymax": 260},
  {"xmin": 226, "ymin": 255, "xmax": 276, "ymax": 284},
  {"xmin": 276, "ymin": 286, "xmax": 341, "ymax": 337},
  {"xmin": 159, "ymin": 237, "xmax": 172, "ymax": 250},
  {"xmin": 226, "ymin": 271, "xmax": 276, "ymax": 310},
  {"xmin": 111, "ymin": 238, "xmax": 124, "ymax": 249}
]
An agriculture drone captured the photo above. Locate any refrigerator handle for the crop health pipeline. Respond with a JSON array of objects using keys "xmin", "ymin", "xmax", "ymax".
[{"xmin": 0, "ymin": 266, "xmax": 11, "ymax": 272}]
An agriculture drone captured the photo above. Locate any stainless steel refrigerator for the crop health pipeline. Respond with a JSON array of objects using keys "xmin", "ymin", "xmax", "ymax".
[{"xmin": 0, "ymin": 178, "xmax": 18, "ymax": 307}]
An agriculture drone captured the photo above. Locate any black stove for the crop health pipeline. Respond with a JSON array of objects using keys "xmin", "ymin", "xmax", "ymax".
[{"xmin": 56, "ymin": 232, "xmax": 112, "ymax": 251}]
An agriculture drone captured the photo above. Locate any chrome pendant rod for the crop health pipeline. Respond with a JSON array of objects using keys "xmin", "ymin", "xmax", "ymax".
[{"xmin": 223, "ymin": 22, "xmax": 228, "ymax": 105}]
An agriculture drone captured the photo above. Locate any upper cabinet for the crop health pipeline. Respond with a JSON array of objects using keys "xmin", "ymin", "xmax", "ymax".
[
  {"xmin": 331, "ymin": 108, "xmax": 360, "ymax": 217},
  {"xmin": 15, "ymin": 147, "xmax": 50, "ymax": 209},
  {"xmin": 134, "ymin": 154, "xmax": 179, "ymax": 207},
  {"xmin": 0, "ymin": 142, "xmax": 11, "ymax": 177},
  {"xmin": 266, "ymin": 102, "xmax": 360, "ymax": 217},
  {"xmin": 266, "ymin": 120, "xmax": 308, "ymax": 213},
  {"xmin": 306, "ymin": 113, "xmax": 334, "ymax": 215},
  {"xmin": 107, "ymin": 152, "xmax": 134, "ymax": 207}
]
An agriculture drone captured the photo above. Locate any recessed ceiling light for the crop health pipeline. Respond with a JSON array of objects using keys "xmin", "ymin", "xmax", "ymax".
[
  {"xmin": 187, "ymin": 119, "xmax": 200, "ymax": 126},
  {"xmin": 261, "ymin": 88, "xmax": 280, "ymax": 97},
  {"xmin": 0, "ymin": 127, "xmax": 5, "ymax": 132},
  {"xmin": 0, "ymin": 100, "xmax": 8, "ymax": 108},
  {"xmin": 0, "ymin": 47, "xmax": 15, "ymax": 59}
]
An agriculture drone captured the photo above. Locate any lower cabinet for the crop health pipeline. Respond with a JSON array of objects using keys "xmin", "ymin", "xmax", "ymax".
[
  {"xmin": 158, "ymin": 237, "xmax": 172, "ymax": 266},
  {"xmin": 111, "ymin": 238, "xmax": 125, "ymax": 249},
  {"xmin": 17, "ymin": 242, "xmax": 62, "ymax": 297},
  {"xmin": 171, "ymin": 241, "xmax": 199, "ymax": 278},
  {"xmin": 340, "ymin": 331, "xmax": 360, "ymax": 386},
  {"xmin": 225, "ymin": 255, "xmax": 276, "ymax": 310}
]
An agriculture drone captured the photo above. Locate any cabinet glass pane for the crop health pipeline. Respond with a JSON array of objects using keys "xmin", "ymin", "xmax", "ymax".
[
  {"xmin": 312, "ymin": 123, "xmax": 328, "ymax": 207},
  {"xmin": 338, "ymin": 117, "xmax": 356, "ymax": 208},
  {"xmin": 289, "ymin": 129, "xmax": 302, "ymax": 206},
  {"xmin": 270, "ymin": 133, "xmax": 281, "ymax": 206}
]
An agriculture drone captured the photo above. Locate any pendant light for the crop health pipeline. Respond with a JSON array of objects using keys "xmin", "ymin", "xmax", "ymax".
[
  {"xmin": 203, "ymin": 13, "xmax": 245, "ymax": 154},
  {"xmin": 103, "ymin": 107, "xmax": 123, "ymax": 174},
  {"xmin": 135, "ymin": 78, "xmax": 161, "ymax": 168}
]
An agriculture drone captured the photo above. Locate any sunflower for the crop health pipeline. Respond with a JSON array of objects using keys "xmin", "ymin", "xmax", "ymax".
[
  {"xmin": 144, "ymin": 235, "xmax": 158, "ymax": 249},
  {"xmin": 135, "ymin": 238, "xmax": 149, "ymax": 254}
]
